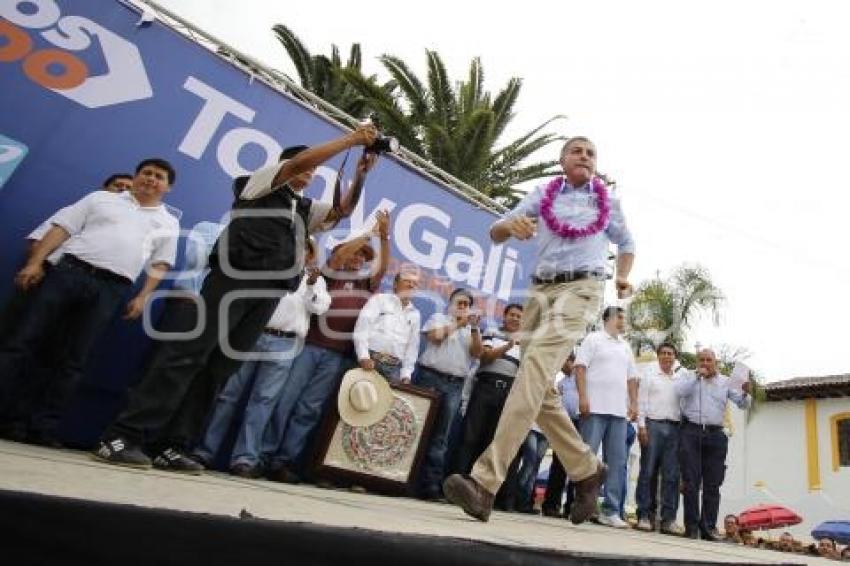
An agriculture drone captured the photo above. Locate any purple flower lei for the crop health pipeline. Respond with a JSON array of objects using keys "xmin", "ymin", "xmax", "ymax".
[{"xmin": 539, "ymin": 176, "xmax": 610, "ymax": 239}]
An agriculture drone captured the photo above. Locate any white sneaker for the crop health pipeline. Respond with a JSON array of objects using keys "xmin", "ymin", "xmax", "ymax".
[
  {"xmin": 636, "ymin": 518, "xmax": 653, "ymax": 531},
  {"xmin": 598, "ymin": 513, "xmax": 630, "ymax": 529}
]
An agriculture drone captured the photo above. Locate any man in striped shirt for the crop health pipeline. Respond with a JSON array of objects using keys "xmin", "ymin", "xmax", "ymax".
[{"xmin": 454, "ymin": 304, "xmax": 523, "ymax": 476}]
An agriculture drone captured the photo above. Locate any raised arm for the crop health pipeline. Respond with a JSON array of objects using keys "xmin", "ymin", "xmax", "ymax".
[
  {"xmin": 273, "ymin": 124, "xmax": 376, "ymax": 189},
  {"xmin": 674, "ymin": 370, "xmax": 699, "ymax": 397},
  {"xmin": 369, "ymin": 211, "xmax": 390, "ymax": 291}
]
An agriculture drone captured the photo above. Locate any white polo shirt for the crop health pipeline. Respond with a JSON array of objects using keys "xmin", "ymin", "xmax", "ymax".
[
  {"xmin": 28, "ymin": 212, "xmax": 68, "ymax": 265},
  {"xmin": 353, "ymin": 292, "xmax": 421, "ymax": 378},
  {"xmin": 418, "ymin": 312, "xmax": 475, "ymax": 378},
  {"xmin": 266, "ymin": 274, "xmax": 332, "ymax": 338},
  {"xmin": 575, "ymin": 330, "xmax": 639, "ymax": 418},
  {"xmin": 51, "ymin": 191, "xmax": 179, "ymax": 280}
]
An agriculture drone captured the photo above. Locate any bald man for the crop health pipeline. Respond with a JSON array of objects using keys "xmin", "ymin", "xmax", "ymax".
[{"xmin": 674, "ymin": 348, "xmax": 751, "ymax": 541}]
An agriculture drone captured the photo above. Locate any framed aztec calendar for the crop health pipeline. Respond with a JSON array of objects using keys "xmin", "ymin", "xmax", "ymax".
[{"xmin": 311, "ymin": 382, "xmax": 440, "ymax": 495}]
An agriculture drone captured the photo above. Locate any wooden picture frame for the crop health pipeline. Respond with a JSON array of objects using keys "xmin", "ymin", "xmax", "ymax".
[{"xmin": 311, "ymin": 382, "xmax": 440, "ymax": 496}]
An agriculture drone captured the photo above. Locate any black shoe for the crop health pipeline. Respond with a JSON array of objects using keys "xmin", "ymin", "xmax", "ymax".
[
  {"xmin": 26, "ymin": 431, "xmax": 63, "ymax": 449},
  {"xmin": 420, "ymin": 487, "xmax": 445, "ymax": 502},
  {"xmin": 230, "ymin": 463, "xmax": 262, "ymax": 479},
  {"xmin": 541, "ymin": 505, "xmax": 561, "ymax": 518},
  {"xmin": 91, "ymin": 438, "xmax": 152, "ymax": 469},
  {"xmin": 700, "ymin": 529, "xmax": 721, "ymax": 542},
  {"xmin": 268, "ymin": 464, "xmax": 302, "ymax": 484},
  {"xmin": 684, "ymin": 528, "xmax": 700, "ymax": 539},
  {"xmin": 0, "ymin": 422, "xmax": 27, "ymax": 443},
  {"xmin": 153, "ymin": 448, "xmax": 204, "ymax": 475},
  {"xmin": 189, "ymin": 452, "xmax": 213, "ymax": 469}
]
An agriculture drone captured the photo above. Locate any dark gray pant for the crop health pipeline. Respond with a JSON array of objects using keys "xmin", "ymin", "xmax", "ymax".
[
  {"xmin": 679, "ymin": 423, "xmax": 727, "ymax": 534},
  {"xmin": 106, "ymin": 267, "xmax": 281, "ymax": 452}
]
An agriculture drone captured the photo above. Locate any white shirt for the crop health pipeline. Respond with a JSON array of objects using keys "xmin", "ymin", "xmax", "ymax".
[
  {"xmin": 418, "ymin": 312, "xmax": 475, "ymax": 378},
  {"xmin": 637, "ymin": 364, "xmax": 681, "ymax": 427},
  {"xmin": 28, "ymin": 214, "xmax": 67, "ymax": 265},
  {"xmin": 266, "ymin": 274, "xmax": 331, "ymax": 338},
  {"xmin": 353, "ymin": 293, "xmax": 421, "ymax": 378},
  {"xmin": 575, "ymin": 330, "xmax": 639, "ymax": 418},
  {"xmin": 239, "ymin": 160, "xmax": 333, "ymax": 234},
  {"xmin": 51, "ymin": 191, "xmax": 179, "ymax": 280}
]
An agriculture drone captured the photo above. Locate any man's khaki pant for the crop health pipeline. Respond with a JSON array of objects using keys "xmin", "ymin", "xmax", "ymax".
[{"xmin": 471, "ymin": 278, "xmax": 603, "ymax": 495}]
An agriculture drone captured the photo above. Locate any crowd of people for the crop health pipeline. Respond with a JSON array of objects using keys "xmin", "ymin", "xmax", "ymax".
[
  {"xmin": 0, "ymin": 130, "xmax": 846, "ymax": 559},
  {"xmin": 722, "ymin": 515, "xmax": 850, "ymax": 560}
]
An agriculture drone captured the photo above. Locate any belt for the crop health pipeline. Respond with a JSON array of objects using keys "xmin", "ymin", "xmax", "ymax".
[
  {"xmin": 61, "ymin": 255, "xmax": 131, "ymax": 285},
  {"xmin": 264, "ymin": 328, "xmax": 297, "ymax": 339},
  {"xmin": 648, "ymin": 418, "xmax": 681, "ymax": 426},
  {"xmin": 682, "ymin": 419, "xmax": 723, "ymax": 432},
  {"xmin": 370, "ymin": 350, "xmax": 401, "ymax": 366},
  {"xmin": 476, "ymin": 372, "xmax": 514, "ymax": 390},
  {"xmin": 417, "ymin": 364, "xmax": 466, "ymax": 382},
  {"xmin": 531, "ymin": 270, "xmax": 604, "ymax": 285}
]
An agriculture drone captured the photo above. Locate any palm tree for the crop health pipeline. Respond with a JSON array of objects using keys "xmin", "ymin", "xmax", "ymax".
[
  {"xmin": 272, "ymin": 24, "xmax": 381, "ymax": 118},
  {"xmin": 342, "ymin": 51, "xmax": 565, "ymax": 206},
  {"xmin": 627, "ymin": 264, "xmax": 725, "ymax": 352}
]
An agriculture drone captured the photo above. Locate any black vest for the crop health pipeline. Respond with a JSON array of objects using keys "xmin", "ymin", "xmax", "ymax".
[{"xmin": 211, "ymin": 183, "xmax": 312, "ymax": 291}]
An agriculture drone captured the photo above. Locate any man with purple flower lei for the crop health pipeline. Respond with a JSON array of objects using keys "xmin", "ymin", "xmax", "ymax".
[{"xmin": 443, "ymin": 136, "xmax": 636, "ymax": 523}]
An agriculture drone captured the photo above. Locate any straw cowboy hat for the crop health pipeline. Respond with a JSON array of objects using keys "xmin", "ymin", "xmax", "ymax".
[{"xmin": 337, "ymin": 368, "xmax": 394, "ymax": 427}]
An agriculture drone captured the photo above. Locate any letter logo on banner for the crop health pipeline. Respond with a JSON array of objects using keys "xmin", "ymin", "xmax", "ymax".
[
  {"xmin": 0, "ymin": 133, "xmax": 28, "ymax": 190},
  {"xmin": 0, "ymin": 0, "xmax": 153, "ymax": 108}
]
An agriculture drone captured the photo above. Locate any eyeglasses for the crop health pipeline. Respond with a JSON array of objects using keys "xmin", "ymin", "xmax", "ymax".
[{"xmin": 454, "ymin": 300, "xmax": 470, "ymax": 307}]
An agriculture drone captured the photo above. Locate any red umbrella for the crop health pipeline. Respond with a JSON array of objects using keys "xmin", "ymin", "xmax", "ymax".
[{"xmin": 737, "ymin": 505, "xmax": 803, "ymax": 531}]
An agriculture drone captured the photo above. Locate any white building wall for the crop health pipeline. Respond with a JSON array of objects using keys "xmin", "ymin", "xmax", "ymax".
[
  {"xmin": 816, "ymin": 398, "xmax": 850, "ymax": 509},
  {"xmin": 722, "ymin": 396, "xmax": 850, "ymax": 538}
]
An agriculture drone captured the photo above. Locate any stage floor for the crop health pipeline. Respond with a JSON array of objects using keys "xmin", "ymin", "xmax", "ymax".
[{"xmin": 0, "ymin": 440, "xmax": 831, "ymax": 565}]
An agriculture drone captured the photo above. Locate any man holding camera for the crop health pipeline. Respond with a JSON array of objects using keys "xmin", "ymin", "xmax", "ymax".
[
  {"xmin": 94, "ymin": 124, "xmax": 381, "ymax": 472},
  {"xmin": 443, "ymin": 136, "xmax": 635, "ymax": 524},
  {"xmin": 675, "ymin": 348, "xmax": 751, "ymax": 541}
]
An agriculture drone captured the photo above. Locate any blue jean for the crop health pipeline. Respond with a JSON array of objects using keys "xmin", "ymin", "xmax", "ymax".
[
  {"xmin": 194, "ymin": 333, "xmax": 300, "ymax": 467},
  {"xmin": 369, "ymin": 350, "xmax": 402, "ymax": 384},
  {"xmin": 0, "ymin": 257, "xmax": 128, "ymax": 435},
  {"xmin": 413, "ymin": 366, "xmax": 464, "ymax": 494},
  {"xmin": 517, "ymin": 429, "xmax": 549, "ymax": 508},
  {"xmin": 580, "ymin": 413, "xmax": 627, "ymax": 517},
  {"xmin": 636, "ymin": 419, "xmax": 680, "ymax": 523},
  {"xmin": 264, "ymin": 344, "xmax": 350, "ymax": 469}
]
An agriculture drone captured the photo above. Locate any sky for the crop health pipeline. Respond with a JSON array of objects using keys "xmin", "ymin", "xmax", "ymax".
[{"xmin": 152, "ymin": 0, "xmax": 850, "ymax": 382}]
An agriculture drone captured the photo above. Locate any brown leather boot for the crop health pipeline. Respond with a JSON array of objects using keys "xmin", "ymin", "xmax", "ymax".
[
  {"xmin": 442, "ymin": 474, "xmax": 494, "ymax": 522},
  {"xmin": 570, "ymin": 462, "xmax": 608, "ymax": 525}
]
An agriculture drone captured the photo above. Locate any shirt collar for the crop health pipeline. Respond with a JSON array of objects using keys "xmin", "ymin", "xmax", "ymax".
[
  {"xmin": 561, "ymin": 178, "xmax": 592, "ymax": 194},
  {"xmin": 124, "ymin": 190, "xmax": 165, "ymax": 211},
  {"xmin": 390, "ymin": 293, "xmax": 415, "ymax": 311},
  {"xmin": 655, "ymin": 363, "xmax": 675, "ymax": 377}
]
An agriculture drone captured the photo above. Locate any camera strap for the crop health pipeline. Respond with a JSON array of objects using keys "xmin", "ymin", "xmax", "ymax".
[{"xmin": 331, "ymin": 148, "xmax": 352, "ymax": 212}]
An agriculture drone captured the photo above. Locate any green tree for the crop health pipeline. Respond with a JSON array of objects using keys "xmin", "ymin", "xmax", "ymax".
[
  {"xmin": 342, "ymin": 51, "xmax": 564, "ymax": 206},
  {"xmin": 627, "ymin": 264, "xmax": 725, "ymax": 353},
  {"xmin": 272, "ymin": 24, "xmax": 381, "ymax": 118}
]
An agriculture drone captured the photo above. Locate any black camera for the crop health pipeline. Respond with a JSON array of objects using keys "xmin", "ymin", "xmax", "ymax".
[{"xmin": 364, "ymin": 114, "xmax": 399, "ymax": 154}]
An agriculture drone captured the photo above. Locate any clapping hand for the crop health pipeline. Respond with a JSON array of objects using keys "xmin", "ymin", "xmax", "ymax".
[{"xmin": 371, "ymin": 210, "xmax": 390, "ymax": 240}]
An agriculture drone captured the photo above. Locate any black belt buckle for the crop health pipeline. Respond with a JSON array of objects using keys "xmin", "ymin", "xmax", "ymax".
[
  {"xmin": 532, "ymin": 270, "xmax": 602, "ymax": 285},
  {"xmin": 264, "ymin": 328, "xmax": 296, "ymax": 339}
]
